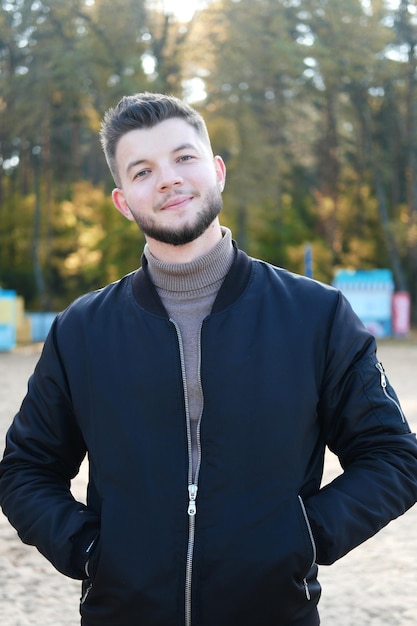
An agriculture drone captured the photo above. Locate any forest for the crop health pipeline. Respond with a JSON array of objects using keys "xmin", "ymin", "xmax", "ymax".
[{"xmin": 1, "ymin": 0, "xmax": 417, "ymax": 321}]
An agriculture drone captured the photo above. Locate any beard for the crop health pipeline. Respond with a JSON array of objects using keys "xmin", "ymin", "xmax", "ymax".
[{"xmin": 129, "ymin": 185, "xmax": 223, "ymax": 246}]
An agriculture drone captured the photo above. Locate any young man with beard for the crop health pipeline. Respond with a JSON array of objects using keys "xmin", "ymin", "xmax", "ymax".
[{"xmin": 1, "ymin": 92, "xmax": 417, "ymax": 626}]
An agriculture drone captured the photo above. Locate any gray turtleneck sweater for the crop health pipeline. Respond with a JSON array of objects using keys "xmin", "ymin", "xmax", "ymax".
[{"xmin": 143, "ymin": 228, "xmax": 234, "ymax": 480}]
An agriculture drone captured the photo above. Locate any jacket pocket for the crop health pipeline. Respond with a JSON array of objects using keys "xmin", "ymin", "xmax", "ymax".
[
  {"xmin": 364, "ymin": 353, "xmax": 410, "ymax": 431},
  {"xmin": 374, "ymin": 359, "xmax": 406, "ymax": 423},
  {"xmin": 297, "ymin": 495, "xmax": 317, "ymax": 600},
  {"xmin": 198, "ymin": 493, "xmax": 321, "ymax": 625},
  {"xmin": 80, "ymin": 534, "xmax": 101, "ymax": 605}
]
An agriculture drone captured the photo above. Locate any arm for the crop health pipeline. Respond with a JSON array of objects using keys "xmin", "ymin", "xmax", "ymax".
[
  {"xmin": 0, "ymin": 320, "xmax": 99, "ymax": 579},
  {"xmin": 306, "ymin": 295, "xmax": 417, "ymax": 565}
]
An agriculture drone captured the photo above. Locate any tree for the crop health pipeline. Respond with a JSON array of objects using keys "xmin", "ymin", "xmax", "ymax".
[
  {"xmin": 190, "ymin": 0, "xmax": 307, "ymax": 261},
  {"xmin": 0, "ymin": 0, "xmax": 194, "ymax": 309},
  {"xmin": 391, "ymin": 0, "xmax": 417, "ymax": 311},
  {"xmin": 1, "ymin": 0, "xmax": 417, "ymax": 320}
]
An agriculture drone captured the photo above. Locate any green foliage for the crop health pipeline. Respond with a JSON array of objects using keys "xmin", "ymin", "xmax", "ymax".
[
  {"xmin": 49, "ymin": 182, "xmax": 143, "ymax": 308},
  {"xmin": 0, "ymin": 0, "xmax": 417, "ymax": 319}
]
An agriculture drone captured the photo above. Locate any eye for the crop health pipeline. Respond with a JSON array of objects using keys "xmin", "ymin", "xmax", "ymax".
[
  {"xmin": 177, "ymin": 154, "xmax": 195, "ymax": 163},
  {"xmin": 133, "ymin": 168, "xmax": 150, "ymax": 180}
]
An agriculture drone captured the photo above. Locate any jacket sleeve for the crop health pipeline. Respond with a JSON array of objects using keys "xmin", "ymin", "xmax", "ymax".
[
  {"xmin": 0, "ymin": 318, "xmax": 99, "ymax": 580},
  {"xmin": 305, "ymin": 293, "xmax": 417, "ymax": 566}
]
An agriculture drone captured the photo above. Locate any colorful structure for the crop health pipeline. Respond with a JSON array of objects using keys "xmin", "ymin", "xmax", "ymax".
[{"xmin": 333, "ymin": 269, "xmax": 394, "ymax": 338}]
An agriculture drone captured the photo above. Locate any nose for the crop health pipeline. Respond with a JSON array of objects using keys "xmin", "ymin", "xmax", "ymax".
[{"xmin": 157, "ymin": 164, "xmax": 184, "ymax": 191}]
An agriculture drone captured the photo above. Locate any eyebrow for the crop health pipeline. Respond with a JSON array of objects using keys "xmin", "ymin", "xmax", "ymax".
[{"xmin": 126, "ymin": 143, "xmax": 199, "ymax": 175}]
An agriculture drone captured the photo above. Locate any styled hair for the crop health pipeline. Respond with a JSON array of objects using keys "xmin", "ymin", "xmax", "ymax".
[{"xmin": 100, "ymin": 92, "xmax": 212, "ymax": 186}]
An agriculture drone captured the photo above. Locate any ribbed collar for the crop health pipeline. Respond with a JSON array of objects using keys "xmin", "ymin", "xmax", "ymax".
[{"xmin": 143, "ymin": 227, "xmax": 234, "ymax": 295}]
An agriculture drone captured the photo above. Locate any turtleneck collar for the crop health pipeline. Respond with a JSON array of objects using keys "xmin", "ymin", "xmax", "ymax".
[{"xmin": 143, "ymin": 227, "xmax": 234, "ymax": 295}]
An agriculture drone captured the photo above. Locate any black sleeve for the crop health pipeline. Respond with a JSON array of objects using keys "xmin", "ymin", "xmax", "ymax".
[
  {"xmin": 306, "ymin": 293, "xmax": 417, "ymax": 565},
  {"xmin": 0, "ymin": 319, "xmax": 99, "ymax": 579}
]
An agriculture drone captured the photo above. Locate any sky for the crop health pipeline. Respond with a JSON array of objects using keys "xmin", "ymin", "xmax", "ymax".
[
  {"xmin": 155, "ymin": 0, "xmax": 203, "ymax": 22},
  {"xmin": 160, "ymin": 0, "xmax": 403, "ymax": 21}
]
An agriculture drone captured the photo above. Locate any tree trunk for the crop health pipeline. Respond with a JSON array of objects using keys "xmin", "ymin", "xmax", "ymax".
[
  {"xmin": 31, "ymin": 148, "xmax": 47, "ymax": 310},
  {"xmin": 351, "ymin": 87, "xmax": 408, "ymax": 291}
]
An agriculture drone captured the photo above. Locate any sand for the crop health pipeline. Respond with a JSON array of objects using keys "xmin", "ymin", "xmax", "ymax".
[{"xmin": 0, "ymin": 338, "xmax": 416, "ymax": 625}]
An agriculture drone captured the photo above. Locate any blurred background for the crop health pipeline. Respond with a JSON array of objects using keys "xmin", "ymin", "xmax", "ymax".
[{"xmin": 0, "ymin": 0, "xmax": 416, "ymax": 329}]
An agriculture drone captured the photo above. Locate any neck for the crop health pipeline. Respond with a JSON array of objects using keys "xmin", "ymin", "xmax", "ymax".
[{"xmin": 145, "ymin": 219, "xmax": 223, "ymax": 264}]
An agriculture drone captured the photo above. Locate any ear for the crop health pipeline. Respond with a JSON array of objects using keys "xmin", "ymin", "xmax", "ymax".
[
  {"xmin": 214, "ymin": 155, "xmax": 226, "ymax": 192},
  {"xmin": 112, "ymin": 188, "xmax": 135, "ymax": 221}
]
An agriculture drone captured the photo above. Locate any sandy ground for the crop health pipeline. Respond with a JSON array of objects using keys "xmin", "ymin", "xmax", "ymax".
[{"xmin": 0, "ymin": 338, "xmax": 416, "ymax": 625}]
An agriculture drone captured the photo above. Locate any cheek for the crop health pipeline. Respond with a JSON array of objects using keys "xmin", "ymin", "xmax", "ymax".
[
  {"xmin": 196, "ymin": 171, "xmax": 219, "ymax": 190},
  {"xmin": 126, "ymin": 187, "xmax": 153, "ymax": 210}
]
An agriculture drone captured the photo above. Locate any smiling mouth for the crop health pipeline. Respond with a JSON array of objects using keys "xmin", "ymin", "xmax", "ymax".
[{"xmin": 160, "ymin": 195, "xmax": 193, "ymax": 211}]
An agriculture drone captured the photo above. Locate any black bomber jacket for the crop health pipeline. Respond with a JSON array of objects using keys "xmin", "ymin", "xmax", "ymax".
[{"xmin": 1, "ymin": 246, "xmax": 417, "ymax": 626}]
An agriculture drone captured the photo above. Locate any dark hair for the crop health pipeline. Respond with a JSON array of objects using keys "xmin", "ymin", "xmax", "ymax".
[{"xmin": 100, "ymin": 92, "xmax": 211, "ymax": 186}]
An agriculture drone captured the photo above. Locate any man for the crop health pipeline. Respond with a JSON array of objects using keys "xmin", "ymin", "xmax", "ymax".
[{"xmin": 1, "ymin": 92, "xmax": 417, "ymax": 626}]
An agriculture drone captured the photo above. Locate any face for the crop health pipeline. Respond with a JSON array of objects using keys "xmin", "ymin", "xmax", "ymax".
[{"xmin": 112, "ymin": 118, "xmax": 226, "ymax": 247}]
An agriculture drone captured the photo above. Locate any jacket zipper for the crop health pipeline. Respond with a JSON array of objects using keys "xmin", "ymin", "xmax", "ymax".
[
  {"xmin": 297, "ymin": 495, "xmax": 317, "ymax": 601},
  {"xmin": 185, "ymin": 484, "xmax": 197, "ymax": 626},
  {"xmin": 375, "ymin": 361, "xmax": 406, "ymax": 422},
  {"xmin": 170, "ymin": 320, "xmax": 202, "ymax": 626}
]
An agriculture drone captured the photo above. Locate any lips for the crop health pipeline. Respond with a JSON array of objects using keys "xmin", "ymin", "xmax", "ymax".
[{"xmin": 160, "ymin": 195, "xmax": 193, "ymax": 211}]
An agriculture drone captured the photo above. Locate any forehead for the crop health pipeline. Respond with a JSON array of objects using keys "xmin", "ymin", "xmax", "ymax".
[{"xmin": 115, "ymin": 117, "xmax": 208, "ymax": 164}]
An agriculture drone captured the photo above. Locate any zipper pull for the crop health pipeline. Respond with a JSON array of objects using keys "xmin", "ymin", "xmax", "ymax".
[
  {"xmin": 303, "ymin": 578, "xmax": 311, "ymax": 601},
  {"xmin": 375, "ymin": 361, "xmax": 387, "ymax": 388},
  {"xmin": 188, "ymin": 484, "xmax": 198, "ymax": 516},
  {"xmin": 80, "ymin": 582, "xmax": 92, "ymax": 604}
]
